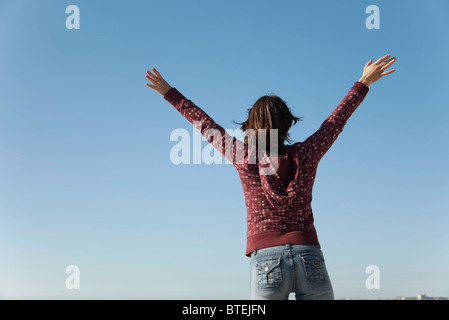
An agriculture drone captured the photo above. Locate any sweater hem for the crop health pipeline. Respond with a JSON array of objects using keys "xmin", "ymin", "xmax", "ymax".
[{"xmin": 246, "ymin": 229, "xmax": 321, "ymax": 257}]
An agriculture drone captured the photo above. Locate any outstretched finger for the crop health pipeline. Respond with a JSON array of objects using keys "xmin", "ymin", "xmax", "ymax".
[
  {"xmin": 146, "ymin": 74, "xmax": 158, "ymax": 84},
  {"xmin": 365, "ymin": 58, "xmax": 373, "ymax": 68},
  {"xmin": 381, "ymin": 57, "xmax": 396, "ymax": 70},
  {"xmin": 152, "ymin": 67, "xmax": 164, "ymax": 80},
  {"xmin": 146, "ymin": 83, "xmax": 157, "ymax": 89},
  {"xmin": 145, "ymin": 76, "xmax": 157, "ymax": 84},
  {"xmin": 381, "ymin": 69, "xmax": 395, "ymax": 76},
  {"xmin": 146, "ymin": 70, "xmax": 157, "ymax": 81},
  {"xmin": 374, "ymin": 54, "xmax": 391, "ymax": 65}
]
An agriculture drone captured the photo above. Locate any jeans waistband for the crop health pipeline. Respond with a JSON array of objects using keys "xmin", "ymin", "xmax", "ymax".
[{"xmin": 250, "ymin": 244, "xmax": 320, "ymax": 258}]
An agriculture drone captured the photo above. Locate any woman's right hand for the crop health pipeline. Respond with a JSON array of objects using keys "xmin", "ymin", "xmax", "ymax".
[
  {"xmin": 358, "ymin": 54, "xmax": 396, "ymax": 87},
  {"xmin": 146, "ymin": 67, "xmax": 173, "ymax": 97}
]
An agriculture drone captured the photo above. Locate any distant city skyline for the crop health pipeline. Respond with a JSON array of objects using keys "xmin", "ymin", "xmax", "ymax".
[{"xmin": 341, "ymin": 294, "xmax": 449, "ymax": 300}]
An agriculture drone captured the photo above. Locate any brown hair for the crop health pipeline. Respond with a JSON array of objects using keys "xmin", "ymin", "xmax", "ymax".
[{"xmin": 234, "ymin": 94, "xmax": 302, "ymax": 155}]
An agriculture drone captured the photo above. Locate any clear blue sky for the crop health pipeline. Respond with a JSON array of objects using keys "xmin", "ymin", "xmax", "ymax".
[{"xmin": 0, "ymin": 0, "xmax": 448, "ymax": 299}]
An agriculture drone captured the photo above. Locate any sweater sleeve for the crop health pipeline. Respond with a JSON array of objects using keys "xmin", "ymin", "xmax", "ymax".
[
  {"xmin": 163, "ymin": 87, "xmax": 245, "ymax": 167},
  {"xmin": 300, "ymin": 81, "xmax": 369, "ymax": 163}
]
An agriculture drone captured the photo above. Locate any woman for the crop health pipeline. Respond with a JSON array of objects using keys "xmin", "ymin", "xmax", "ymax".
[{"xmin": 145, "ymin": 54, "xmax": 396, "ymax": 300}]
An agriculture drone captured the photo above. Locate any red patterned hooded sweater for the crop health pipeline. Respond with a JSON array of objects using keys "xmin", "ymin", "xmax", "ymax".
[{"xmin": 163, "ymin": 81, "xmax": 369, "ymax": 256}]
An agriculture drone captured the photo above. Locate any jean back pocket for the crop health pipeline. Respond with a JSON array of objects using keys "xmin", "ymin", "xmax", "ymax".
[
  {"xmin": 300, "ymin": 253, "xmax": 326, "ymax": 282},
  {"xmin": 256, "ymin": 256, "xmax": 282, "ymax": 289}
]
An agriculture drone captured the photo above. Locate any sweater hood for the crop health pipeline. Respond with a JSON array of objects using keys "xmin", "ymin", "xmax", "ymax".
[{"xmin": 256, "ymin": 144, "xmax": 302, "ymax": 209}]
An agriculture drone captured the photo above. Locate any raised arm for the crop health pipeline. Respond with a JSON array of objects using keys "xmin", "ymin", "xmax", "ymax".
[
  {"xmin": 145, "ymin": 68, "xmax": 245, "ymax": 167},
  {"xmin": 300, "ymin": 54, "xmax": 396, "ymax": 163}
]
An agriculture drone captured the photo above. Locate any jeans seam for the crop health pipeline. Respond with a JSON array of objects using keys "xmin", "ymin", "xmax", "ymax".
[{"xmin": 289, "ymin": 251, "xmax": 296, "ymax": 293}]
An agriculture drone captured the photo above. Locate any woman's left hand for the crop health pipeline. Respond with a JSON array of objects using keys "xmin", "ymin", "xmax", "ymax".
[{"xmin": 146, "ymin": 68, "xmax": 173, "ymax": 96}]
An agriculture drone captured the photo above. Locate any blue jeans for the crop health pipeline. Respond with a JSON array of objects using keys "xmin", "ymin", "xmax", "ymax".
[{"xmin": 249, "ymin": 244, "xmax": 334, "ymax": 300}]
